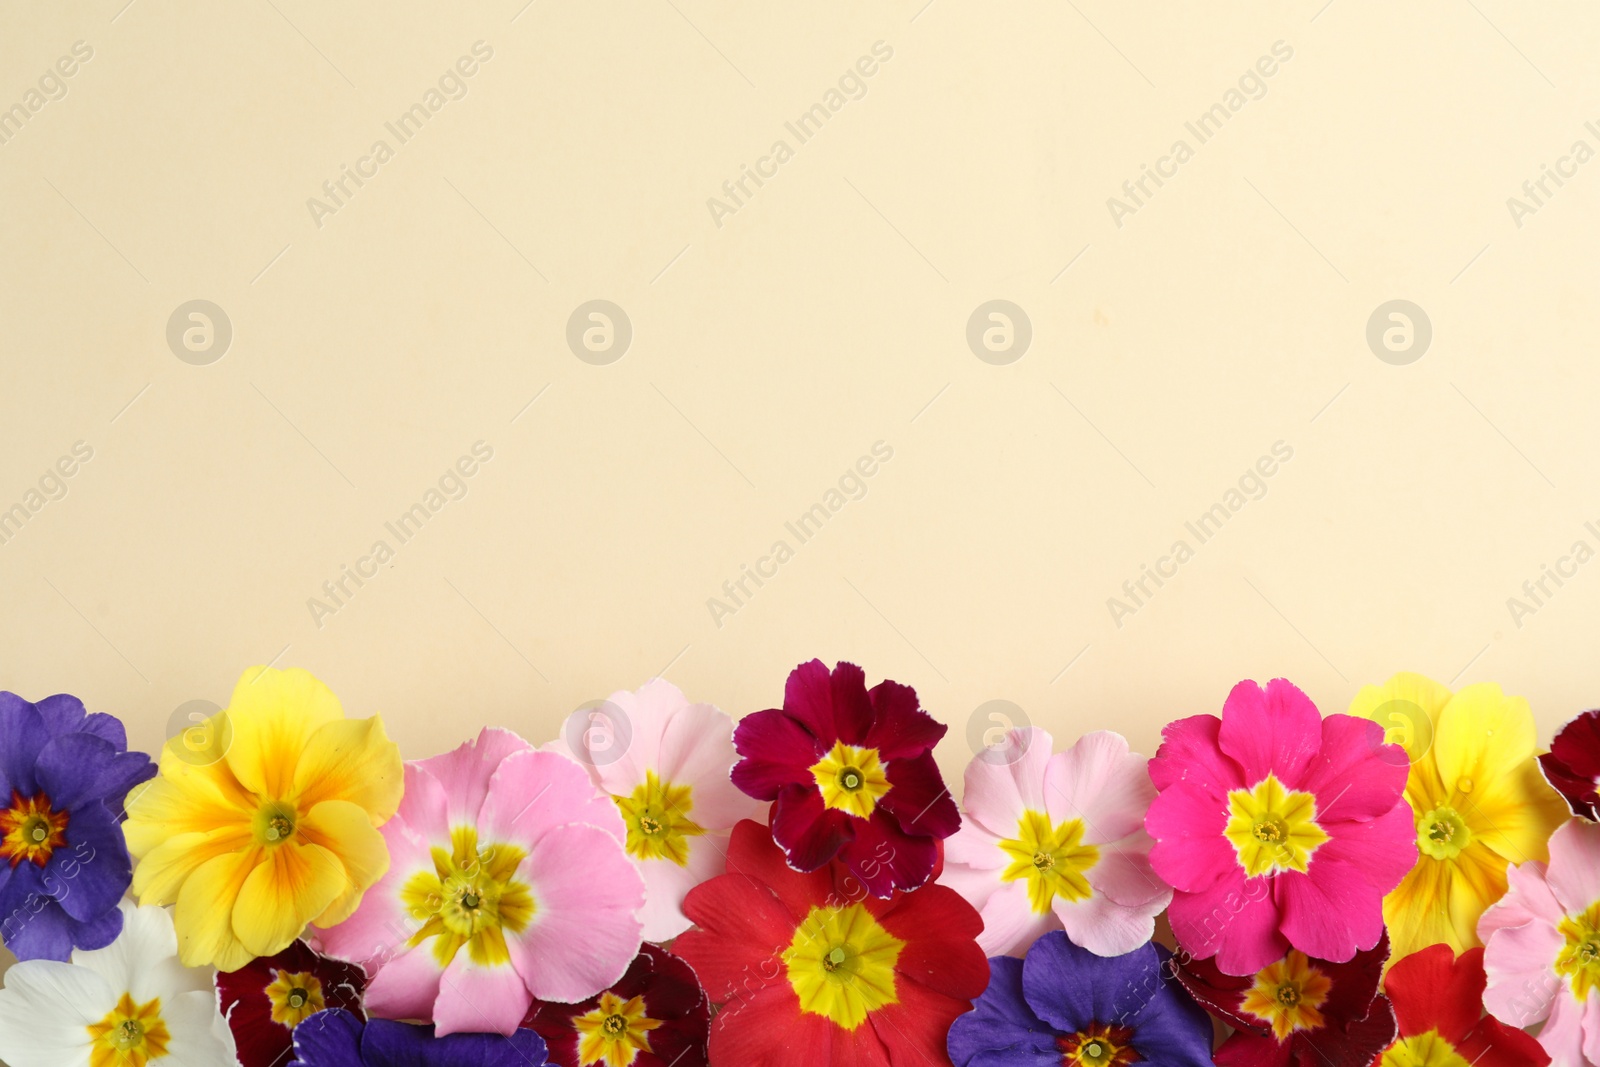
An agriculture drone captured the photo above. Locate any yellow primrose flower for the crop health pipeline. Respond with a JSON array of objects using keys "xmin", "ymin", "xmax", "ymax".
[
  {"xmin": 1349, "ymin": 672, "xmax": 1567, "ymax": 959},
  {"xmin": 124, "ymin": 666, "xmax": 402, "ymax": 971}
]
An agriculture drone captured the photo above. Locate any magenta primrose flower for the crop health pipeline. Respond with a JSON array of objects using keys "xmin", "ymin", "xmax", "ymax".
[{"xmin": 1144, "ymin": 678, "xmax": 1416, "ymax": 976}]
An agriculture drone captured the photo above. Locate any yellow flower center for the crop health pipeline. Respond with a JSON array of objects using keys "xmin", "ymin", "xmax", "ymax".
[
  {"xmin": 1416, "ymin": 806, "xmax": 1472, "ymax": 861},
  {"xmin": 998, "ymin": 810, "xmax": 1100, "ymax": 913},
  {"xmin": 809, "ymin": 742, "xmax": 892, "ymax": 819},
  {"xmin": 573, "ymin": 990, "xmax": 662, "ymax": 1067},
  {"xmin": 252, "ymin": 800, "xmax": 300, "ymax": 847},
  {"xmin": 87, "ymin": 993, "xmax": 171, "ymax": 1067},
  {"xmin": 614, "ymin": 770, "xmax": 704, "ymax": 866},
  {"xmin": 0, "ymin": 790, "xmax": 70, "ymax": 868},
  {"xmin": 783, "ymin": 903, "xmax": 904, "ymax": 1029},
  {"xmin": 1378, "ymin": 1030, "xmax": 1473, "ymax": 1067},
  {"xmin": 400, "ymin": 825, "xmax": 534, "ymax": 968},
  {"xmin": 265, "ymin": 969, "xmax": 327, "ymax": 1028},
  {"xmin": 1057, "ymin": 1023, "xmax": 1139, "ymax": 1066},
  {"xmin": 1239, "ymin": 951, "xmax": 1332, "ymax": 1040},
  {"xmin": 1557, "ymin": 903, "xmax": 1600, "ymax": 1000},
  {"xmin": 1224, "ymin": 774, "xmax": 1330, "ymax": 876}
]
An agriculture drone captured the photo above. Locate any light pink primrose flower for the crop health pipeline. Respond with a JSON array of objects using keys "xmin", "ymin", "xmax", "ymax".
[
  {"xmin": 1480, "ymin": 818, "xmax": 1600, "ymax": 1066},
  {"xmin": 1144, "ymin": 678, "xmax": 1415, "ymax": 976},
  {"xmin": 939, "ymin": 727, "xmax": 1171, "ymax": 958},
  {"xmin": 313, "ymin": 728, "xmax": 644, "ymax": 1036},
  {"xmin": 551, "ymin": 678, "xmax": 761, "ymax": 941}
]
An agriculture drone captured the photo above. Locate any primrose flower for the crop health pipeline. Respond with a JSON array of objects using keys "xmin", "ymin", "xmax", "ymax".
[
  {"xmin": 1145, "ymin": 678, "xmax": 1415, "ymax": 975},
  {"xmin": 1374, "ymin": 943, "xmax": 1548, "ymax": 1067},
  {"xmin": 554, "ymin": 679, "xmax": 759, "ymax": 941},
  {"xmin": 123, "ymin": 666, "xmax": 403, "ymax": 971},
  {"xmin": 288, "ymin": 1008, "xmax": 549, "ymax": 1066},
  {"xmin": 946, "ymin": 932, "xmax": 1213, "ymax": 1067},
  {"xmin": 939, "ymin": 727, "xmax": 1170, "ymax": 958},
  {"xmin": 0, "ymin": 691, "xmax": 154, "ymax": 961},
  {"xmin": 316, "ymin": 728, "xmax": 645, "ymax": 1036},
  {"xmin": 1349, "ymin": 672, "xmax": 1567, "ymax": 959},
  {"xmin": 674, "ymin": 819, "xmax": 988, "ymax": 1066},
  {"xmin": 216, "ymin": 938, "xmax": 367, "ymax": 1067},
  {"xmin": 731, "ymin": 659, "xmax": 960, "ymax": 897},
  {"xmin": 522, "ymin": 943, "xmax": 709, "ymax": 1067},
  {"xmin": 1540, "ymin": 707, "xmax": 1600, "ymax": 821},
  {"xmin": 0, "ymin": 901, "xmax": 237, "ymax": 1067},
  {"xmin": 1175, "ymin": 936, "xmax": 1396, "ymax": 1067},
  {"xmin": 1480, "ymin": 819, "xmax": 1600, "ymax": 1065}
]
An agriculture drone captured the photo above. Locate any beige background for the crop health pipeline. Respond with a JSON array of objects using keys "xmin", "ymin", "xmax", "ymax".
[{"xmin": 2, "ymin": 1, "xmax": 1599, "ymax": 869}]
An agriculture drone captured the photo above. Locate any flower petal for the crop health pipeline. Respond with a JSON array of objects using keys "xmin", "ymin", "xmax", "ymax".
[
  {"xmin": 364, "ymin": 943, "xmax": 447, "ymax": 1022},
  {"xmin": 1537, "ymin": 988, "xmax": 1587, "ymax": 1066},
  {"xmin": 787, "ymin": 659, "xmax": 875, "ymax": 747},
  {"xmin": 877, "ymin": 883, "xmax": 987, "ymax": 1001},
  {"xmin": 1056, "ymin": 847, "xmax": 1169, "ymax": 957},
  {"xmin": 731, "ymin": 708, "xmax": 824, "ymax": 801},
  {"xmin": 675, "ymin": 876, "xmax": 794, "ymax": 1004},
  {"xmin": 634, "ymin": 829, "xmax": 727, "ymax": 943},
  {"xmin": 509, "ymin": 822, "xmax": 643, "ymax": 1002},
  {"xmin": 415, "ymin": 727, "xmax": 533, "ymax": 829},
  {"xmin": 1144, "ymin": 780, "xmax": 1236, "ymax": 894},
  {"xmin": 174, "ymin": 846, "xmax": 260, "ymax": 970},
  {"xmin": 958, "ymin": 727, "xmax": 1054, "ymax": 840},
  {"xmin": 862, "ymin": 676, "xmax": 946, "ymax": 762},
  {"xmin": 1541, "ymin": 818, "xmax": 1600, "ymax": 915},
  {"xmin": 0, "ymin": 958, "xmax": 113, "ymax": 1067},
  {"xmin": 223, "ymin": 666, "xmax": 346, "ymax": 800},
  {"xmin": 1482, "ymin": 914, "xmax": 1563, "ymax": 1027},
  {"xmin": 1293, "ymin": 713, "xmax": 1408, "ymax": 823},
  {"xmin": 290, "ymin": 716, "xmax": 403, "ymax": 824},
  {"xmin": 945, "ymin": 956, "xmax": 1059, "ymax": 1067},
  {"xmin": 298, "ymin": 798, "xmax": 392, "ymax": 928},
  {"xmin": 478, "ymin": 749, "xmax": 623, "ymax": 850},
  {"xmin": 969, "ymin": 879, "xmax": 1060, "ymax": 958},
  {"xmin": 1043, "ymin": 731, "xmax": 1155, "ymax": 845},
  {"xmin": 1167, "ymin": 866, "xmax": 1287, "ymax": 976},
  {"xmin": 232, "ymin": 840, "xmax": 344, "ymax": 959},
  {"xmin": 770, "ymin": 782, "xmax": 853, "ymax": 873},
  {"xmin": 432, "ymin": 953, "xmax": 532, "ymax": 1037},
  {"xmin": 878, "ymin": 750, "xmax": 959, "ymax": 840},
  {"xmin": 1149, "ymin": 713, "xmax": 1244, "ymax": 797},
  {"xmin": 649, "ymin": 691, "xmax": 758, "ymax": 830},
  {"xmin": 73, "ymin": 902, "xmax": 204, "ymax": 1004},
  {"xmin": 1383, "ymin": 944, "xmax": 1481, "ymax": 1045},
  {"xmin": 1216, "ymin": 678, "xmax": 1323, "ymax": 789},
  {"xmin": 704, "ymin": 983, "xmax": 822, "ymax": 1067}
]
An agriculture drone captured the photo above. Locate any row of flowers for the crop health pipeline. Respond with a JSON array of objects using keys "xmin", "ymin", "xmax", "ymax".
[{"xmin": 0, "ymin": 661, "xmax": 1597, "ymax": 1066}]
